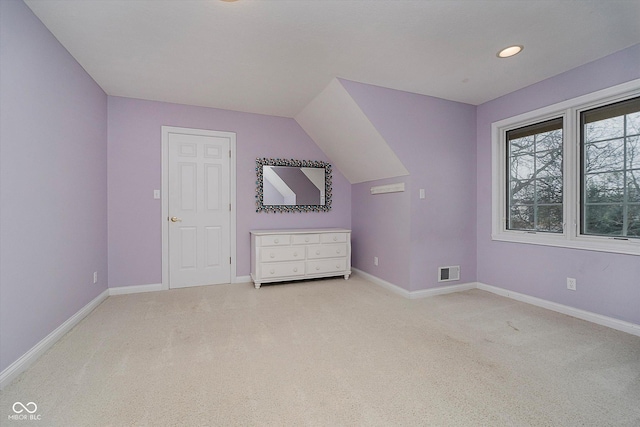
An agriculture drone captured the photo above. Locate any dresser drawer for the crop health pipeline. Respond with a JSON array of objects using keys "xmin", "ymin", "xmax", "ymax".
[
  {"xmin": 307, "ymin": 259, "xmax": 347, "ymax": 275},
  {"xmin": 261, "ymin": 262, "xmax": 305, "ymax": 279},
  {"xmin": 260, "ymin": 247, "xmax": 304, "ymax": 262},
  {"xmin": 292, "ymin": 234, "xmax": 320, "ymax": 245},
  {"xmin": 320, "ymin": 233, "xmax": 348, "ymax": 244},
  {"xmin": 307, "ymin": 244, "xmax": 347, "ymax": 259},
  {"xmin": 260, "ymin": 235, "xmax": 291, "ymax": 246}
]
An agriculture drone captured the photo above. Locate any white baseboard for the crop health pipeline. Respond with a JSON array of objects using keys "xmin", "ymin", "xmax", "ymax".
[
  {"xmin": 0, "ymin": 289, "xmax": 109, "ymax": 390},
  {"xmin": 352, "ymin": 268, "xmax": 476, "ymax": 299},
  {"xmin": 109, "ymin": 278, "xmax": 252, "ymax": 295},
  {"xmin": 352, "ymin": 269, "xmax": 639, "ymax": 337},
  {"xmin": 476, "ymin": 283, "xmax": 640, "ymax": 337},
  {"xmin": 108, "ymin": 283, "xmax": 163, "ymax": 295}
]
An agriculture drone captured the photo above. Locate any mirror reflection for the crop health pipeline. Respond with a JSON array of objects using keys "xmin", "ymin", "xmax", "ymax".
[{"xmin": 263, "ymin": 166, "xmax": 326, "ymax": 206}]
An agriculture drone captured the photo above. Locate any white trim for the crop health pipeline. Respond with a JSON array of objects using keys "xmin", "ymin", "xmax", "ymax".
[
  {"xmin": 353, "ymin": 269, "xmax": 639, "ymax": 336},
  {"xmin": 491, "ymin": 79, "xmax": 640, "ymax": 256},
  {"xmin": 234, "ymin": 275, "xmax": 252, "ymax": 284},
  {"xmin": 108, "ymin": 283, "xmax": 163, "ymax": 295},
  {"xmin": 352, "ymin": 268, "xmax": 476, "ymax": 299},
  {"xmin": 161, "ymin": 126, "xmax": 238, "ymax": 290},
  {"xmin": 0, "ymin": 289, "xmax": 109, "ymax": 390},
  {"xmin": 477, "ymin": 283, "xmax": 640, "ymax": 337}
]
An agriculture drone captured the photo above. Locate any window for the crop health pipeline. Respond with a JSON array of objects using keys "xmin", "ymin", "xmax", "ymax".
[
  {"xmin": 581, "ymin": 97, "xmax": 640, "ymax": 238},
  {"xmin": 507, "ymin": 118, "xmax": 563, "ymax": 233},
  {"xmin": 492, "ymin": 79, "xmax": 640, "ymax": 256}
]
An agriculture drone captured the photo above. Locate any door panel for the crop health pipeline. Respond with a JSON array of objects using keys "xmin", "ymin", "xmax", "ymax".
[{"xmin": 168, "ymin": 131, "xmax": 231, "ymax": 288}]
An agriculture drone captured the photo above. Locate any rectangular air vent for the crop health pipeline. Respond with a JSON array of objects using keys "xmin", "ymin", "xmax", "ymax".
[{"xmin": 438, "ymin": 265, "xmax": 460, "ymax": 282}]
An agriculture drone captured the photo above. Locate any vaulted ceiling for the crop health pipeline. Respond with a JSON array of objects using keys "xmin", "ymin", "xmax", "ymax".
[{"xmin": 24, "ymin": 0, "xmax": 640, "ymax": 118}]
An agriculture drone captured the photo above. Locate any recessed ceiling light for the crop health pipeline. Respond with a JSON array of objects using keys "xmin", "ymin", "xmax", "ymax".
[{"xmin": 497, "ymin": 45, "xmax": 523, "ymax": 58}]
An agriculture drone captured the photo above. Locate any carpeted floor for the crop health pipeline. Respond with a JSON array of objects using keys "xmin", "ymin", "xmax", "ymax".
[{"xmin": 1, "ymin": 275, "xmax": 639, "ymax": 426}]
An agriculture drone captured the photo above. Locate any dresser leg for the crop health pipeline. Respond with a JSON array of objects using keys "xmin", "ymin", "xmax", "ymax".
[
  {"xmin": 344, "ymin": 274, "xmax": 350, "ymax": 280},
  {"xmin": 254, "ymin": 282, "xmax": 261, "ymax": 289}
]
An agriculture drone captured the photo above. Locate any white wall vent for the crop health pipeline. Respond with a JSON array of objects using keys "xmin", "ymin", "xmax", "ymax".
[{"xmin": 438, "ymin": 266, "xmax": 460, "ymax": 282}]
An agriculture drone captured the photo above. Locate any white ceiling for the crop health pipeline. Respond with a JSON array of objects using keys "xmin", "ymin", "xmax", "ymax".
[{"xmin": 24, "ymin": 0, "xmax": 640, "ymax": 118}]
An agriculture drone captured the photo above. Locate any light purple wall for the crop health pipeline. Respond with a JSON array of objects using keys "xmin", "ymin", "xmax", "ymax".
[
  {"xmin": 351, "ymin": 177, "xmax": 412, "ymax": 288},
  {"xmin": 0, "ymin": 0, "xmax": 108, "ymax": 372},
  {"xmin": 342, "ymin": 80, "xmax": 477, "ymax": 291},
  {"xmin": 476, "ymin": 45, "xmax": 640, "ymax": 324},
  {"xmin": 107, "ymin": 96, "xmax": 351, "ymax": 287}
]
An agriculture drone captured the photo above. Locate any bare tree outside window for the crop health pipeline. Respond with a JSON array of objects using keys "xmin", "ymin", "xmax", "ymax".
[
  {"xmin": 582, "ymin": 97, "xmax": 640, "ymax": 238},
  {"xmin": 507, "ymin": 118, "xmax": 563, "ymax": 233}
]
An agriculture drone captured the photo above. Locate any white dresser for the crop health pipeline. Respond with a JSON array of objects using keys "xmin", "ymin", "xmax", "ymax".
[{"xmin": 250, "ymin": 229, "xmax": 351, "ymax": 288}]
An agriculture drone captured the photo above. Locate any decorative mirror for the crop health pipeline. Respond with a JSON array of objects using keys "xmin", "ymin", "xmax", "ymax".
[{"xmin": 255, "ymin": 158, "xmax": 332, "ymax": 213}]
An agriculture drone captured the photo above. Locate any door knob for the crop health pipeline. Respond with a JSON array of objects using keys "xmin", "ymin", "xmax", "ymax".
[{"xmin": 170, "ymin": 216, "xmax": 182, "ymax": 222}]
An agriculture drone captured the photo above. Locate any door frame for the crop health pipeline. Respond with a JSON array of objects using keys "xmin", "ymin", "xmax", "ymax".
[{"xmin": 161, "ymin": 126, "xmax": 237, "ymax": 291}]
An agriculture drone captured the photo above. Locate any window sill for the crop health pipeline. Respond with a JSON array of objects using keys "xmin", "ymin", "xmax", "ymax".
[{"xmin": 491, "ymin": 231, "xmax": 640, "ymax": 256}]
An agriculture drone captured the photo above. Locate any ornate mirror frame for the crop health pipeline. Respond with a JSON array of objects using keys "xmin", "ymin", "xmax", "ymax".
[{"xmin": 255, "ymin": 158, "xmax": 332, "ymax": 213}]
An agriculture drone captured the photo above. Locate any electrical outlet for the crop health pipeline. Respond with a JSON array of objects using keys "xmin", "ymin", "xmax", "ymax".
[
  {"xmin": 567, "ymin": 277, "xmax": 576, "ymax": 291},
  {"xmin": 374, "ymin": 256, "xmax": 379, "ymax": 266},
  {"xmin": 93, "ymin": 272, "xmax": 98, "ymax": 284}
]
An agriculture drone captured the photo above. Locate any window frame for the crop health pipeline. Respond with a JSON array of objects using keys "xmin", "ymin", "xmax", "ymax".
[{"xmin": 491, "ymin": 79, "xmax": 640, "ymax": 256}]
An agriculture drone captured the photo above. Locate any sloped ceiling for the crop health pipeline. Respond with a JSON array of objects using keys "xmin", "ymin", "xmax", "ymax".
[{"xmin": 295, "ymin": 79, "xmax": 408, "ymax": 184}]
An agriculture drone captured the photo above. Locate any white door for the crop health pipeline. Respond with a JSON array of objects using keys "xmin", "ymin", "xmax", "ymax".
[{"xmin": 167, "ymin": 129, "xmax": 232, "ymax": 289}]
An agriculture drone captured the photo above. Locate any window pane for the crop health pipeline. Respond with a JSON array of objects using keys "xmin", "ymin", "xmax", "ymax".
[
  {"xmin": 509, "ymin": 205, "xmax": 534, "ymax": 230},
  {"xmin": 537, "ymin": 205, "xmax": 563, "ymax": 232},
  {"xmin": 628, "ymin": 170, "xmax": 640, "ymax": 203},
  {"xmin": 509, "ymin": 136, "xmax": 535, "ymax": 157},
  {"xmin": 585, "ymin": 116, "xmax": 624, "ymax": 142},
  {"xmin": 628, "ymin": 205, "xmax": 640, "ymax": 237},
  {"xmin": 536, "ymin": 150, "xmax": 562, "ymax": 177},
  {"xmin": 535, "ymin": 130, "xmax": 563, "ymax": 152},
  {"xmin": 585, "ymin": 172, "xmax": 624, "ymax": 203},
  {"xmin": 627, "ymin": 112, "xmax": 640, "ymax": 136},
  {"xmin": 510, "ymin": 154, "xmax": 535, "ymax": 180},
  {"xmin": 510, "ymin": 180, "xmax": 535, "ymax": 205},
  {"xmin": 537, "ymin": 177, "xmax": 563, "ymax": 204},
  {"xmin": 583, "ymin": 204, "xmax": 624, "ymax": 236},
  {"xmin": 628, "ymin": 136, "xmax": 640, "ymax": 170},
  {"xmin": 585, "ymin": 139, "xmax": 624, "ymax": 173}
]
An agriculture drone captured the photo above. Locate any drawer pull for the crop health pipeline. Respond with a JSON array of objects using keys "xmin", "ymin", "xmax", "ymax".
[
  {"xmin": 333, "ymin": 236, "xmax": 338, "ymax": 241},
  {"xmin": 316, "ymin": 266, "xmax": 320, "ymax": 270},
  {"xmin": 336, "ymin": 265, "xmax": 340, "ymax": 269},
  {"xmin": 316, "ymin": 250, "xmax": 320, "ymax": 255},
  {"xmin": 270, "ymin": 269, "xmax": 275, "ymax": 275},
  {"xmin": 270, "ymin": 253, "xmax": 275, "ymax": 258},
  {"xmin": 293, "ymin": 267, "xmax": 298, "ymax": 273},
  {"xmin": 305, "ymin": 237, "xmax": 309, "ymax": 242},
  {"xmin": 294, "ymin": 252, "xmax": 298, "ymax": 257},
  {"xmin": 336, "ymin": 249, "xmax": 341, "ymax": 254}
]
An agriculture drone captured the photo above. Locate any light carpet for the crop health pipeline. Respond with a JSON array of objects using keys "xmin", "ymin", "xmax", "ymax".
[{"xmin": 1, "ymin": 275, "xmax": 639, "ymax": 426}]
